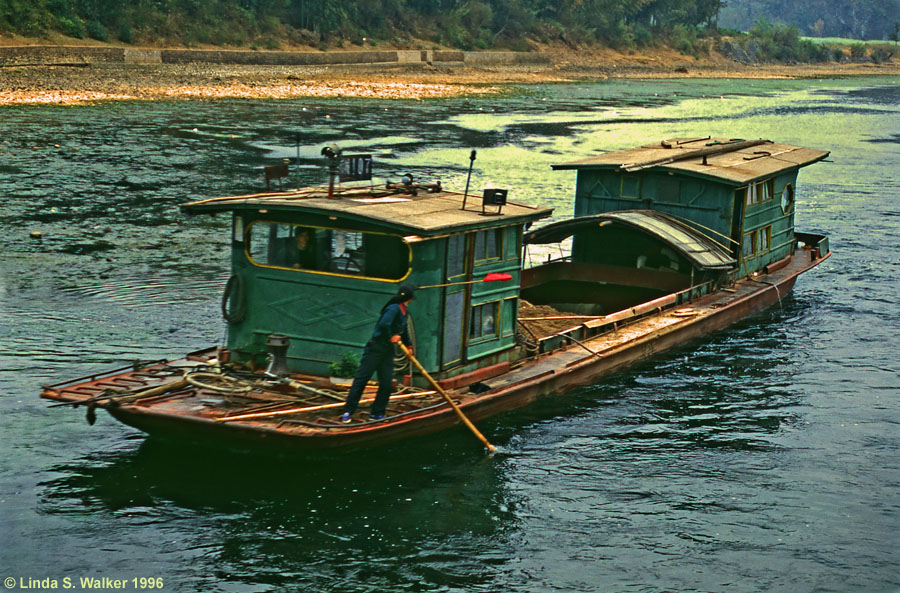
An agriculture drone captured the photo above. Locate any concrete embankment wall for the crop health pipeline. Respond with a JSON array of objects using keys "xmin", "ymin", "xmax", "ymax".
[
  {"xmin": 0, "ymin": 45, "xmax": 550, "ymax": 67},
  {"xmin": 0, "ymin": 45, "xmax": 126, "ymax": 65}
]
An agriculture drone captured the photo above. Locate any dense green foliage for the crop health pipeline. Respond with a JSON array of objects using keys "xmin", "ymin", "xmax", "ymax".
[
  {"xmin": 719, "ymin": 20, "xmax": 899, "ymax": 63},
  {"xmin": 2, "ymin": 0, "xmax": 896, "ymax": 64},
  {"xmin": 746, "ymin": 20, "xmax": 831, "ymax": 62},
  {"xmin": 0, "ymin": 0, "xmax": 729, "ymax": 49},
  {"xmin": 720, "ymin": 0, "xmax": 900, "ymax": 41}
]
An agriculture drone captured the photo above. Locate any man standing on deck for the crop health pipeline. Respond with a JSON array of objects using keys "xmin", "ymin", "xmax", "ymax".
[{"xmin": 339, "ymin": 286, "xmax": 414, "ymax": 423}]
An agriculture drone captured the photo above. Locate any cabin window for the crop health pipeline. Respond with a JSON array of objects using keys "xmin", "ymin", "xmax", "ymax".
[
  {"xmin": 233, "ymin": 216, "xmax": 244, "ymax": 242},
  {"xmin": 742, "ymin": 225, "xmax": 772, "ymax": 259},
  {"xmin": 742, "ymin": 231, "xmax": 756, "ymax": 259},
  {"xmin": 473, "ymin": 229, "xmax": 502, "ymax": 264},
  {"xmin": 469, "ymin": 301, "xmax": 499, "ymax": 341},
  {"xmin": 502, "ymin": 297, "xmax": 517, "ymax": 337},
  {"xmin": 245, "ymin": 221, "xmax": 409, "ymax": 280},
  {"xmin": 329, "ymin": 230, "xmax": 367, "ymax": 273},
  {"xmin": 621, "ymin": 175, "xmax": 640, "ymax": 198},
  {"xmin": 745, "ymin": 179, "xmax": 774, "ymax": 206},
  {"xmin": 505, "ymin": 226, "xmax": 522, "ymax": 261},
  {"xmin": 447, "ymin": 234, "xmax": 467, "ymax": 278},
  {"xmin": 758, "ymin": 225, "xmax": 772, "ymax": 253}
]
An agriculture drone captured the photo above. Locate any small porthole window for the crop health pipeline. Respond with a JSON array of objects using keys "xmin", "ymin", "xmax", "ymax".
[{"xmin": 781, "ymin": 184, "xmax": 794, "ymax": 214}]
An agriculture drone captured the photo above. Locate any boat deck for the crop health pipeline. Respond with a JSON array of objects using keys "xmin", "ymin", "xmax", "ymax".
[
  {"xmin": 40, "ymin": 352, "xmax": 460, "ymax": 430},
  {"xmin": 40, "ymin": 245, "xmax": 827, "ymax": 449},
  {"xmin": 460, "ymin": 245, "xmax": 822, "ymax": 398}
]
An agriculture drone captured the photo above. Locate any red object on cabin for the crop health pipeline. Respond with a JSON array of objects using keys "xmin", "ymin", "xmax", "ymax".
[{"xmin": 482, "ymin": 273, "xmax": 513, "ymax": 282}]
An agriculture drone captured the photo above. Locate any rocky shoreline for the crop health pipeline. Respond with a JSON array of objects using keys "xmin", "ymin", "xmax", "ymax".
[{"xmin": 2, "ymin": 44, "xmax": 898, "ymax": 105}]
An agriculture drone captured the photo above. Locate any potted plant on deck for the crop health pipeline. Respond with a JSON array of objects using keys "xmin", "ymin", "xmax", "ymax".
[{"xmin": 328, "ymin": 351, "xmax": 360, "ymax": 387}]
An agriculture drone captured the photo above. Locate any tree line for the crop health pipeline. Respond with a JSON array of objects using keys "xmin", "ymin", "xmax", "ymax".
[
  {"xmin": 1, "ymin": 0, "xmax": 728, "ymax": 49},
  {"xmin": 1, "ymin": 0, "xmax": 896, "ymax": 59},
  {"xmin": 720, "ymin": 0, "xmax": 900, "ymax": 41}
]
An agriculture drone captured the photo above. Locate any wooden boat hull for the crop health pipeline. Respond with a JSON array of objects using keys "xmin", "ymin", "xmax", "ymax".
[{"xmin": 49, "ymin": 246, "xmax": 827, "ymax": 453}]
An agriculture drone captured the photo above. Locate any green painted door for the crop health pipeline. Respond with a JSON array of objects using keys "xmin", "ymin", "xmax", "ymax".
[{"xmin": 441, "ymin": 234, "xmax": 468, "ymax": 368}]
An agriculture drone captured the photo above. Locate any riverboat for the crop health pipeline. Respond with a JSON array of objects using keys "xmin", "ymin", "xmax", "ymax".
[{"xmin": 41, "ymin": 137, "xmax": 831, "ymax": 452}]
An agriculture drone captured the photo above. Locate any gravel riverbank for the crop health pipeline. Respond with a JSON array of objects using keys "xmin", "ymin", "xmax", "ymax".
[{"xmin": 2, "ymin": 45, "xmax": 898, "ymax": 105}]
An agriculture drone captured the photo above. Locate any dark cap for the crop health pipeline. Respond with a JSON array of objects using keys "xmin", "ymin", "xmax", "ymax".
[{"xmin": 398, "ymin": 285, "xmax": 416, "ymax": 301}]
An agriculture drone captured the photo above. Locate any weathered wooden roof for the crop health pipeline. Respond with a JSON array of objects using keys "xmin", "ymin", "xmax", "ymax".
[
  {"xmin": 553, "ymin": 137, "xmax": 830, "ymax": 185},
  {"xmin": 181, "ymin": 185, "xmax": 552, "ymax": 235}
]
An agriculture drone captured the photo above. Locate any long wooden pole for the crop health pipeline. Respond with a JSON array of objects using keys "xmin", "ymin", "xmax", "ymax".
[
  {"xmin": 418, "ymin": 273, "xmax": 512, "ymax": 290},
  {"xmin": 518, "ymin": 315, "xmax": 601, "ymax": 321},
  {"xmin": 460, "ymin": 149, "xmax": 476, "ymax": 211},
  {"xmin": 398, "ymin": 343, "xmax": 496, "ymax": 453},
  {"xmin": 417, "ymin": 278, "xmax": 487, "ymax": 289}
]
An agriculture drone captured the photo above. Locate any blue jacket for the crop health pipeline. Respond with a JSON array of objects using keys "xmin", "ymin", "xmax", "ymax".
[{"xmin": 369, "ymin": 303, "xmax": 411, "ymax": 348}]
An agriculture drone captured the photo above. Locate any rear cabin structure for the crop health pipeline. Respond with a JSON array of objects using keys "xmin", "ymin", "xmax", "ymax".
[{"xmin": 551, "ymin": 137, "xmax": 830, "ymax": 279}]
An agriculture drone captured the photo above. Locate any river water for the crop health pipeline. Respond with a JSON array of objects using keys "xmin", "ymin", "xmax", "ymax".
[{"xmin": 1, "ymin": 77, "xmax": 898, "ymax": 592}]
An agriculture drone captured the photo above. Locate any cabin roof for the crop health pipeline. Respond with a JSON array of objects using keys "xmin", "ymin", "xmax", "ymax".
[
  {"xmin": 552, "ymin": 137, "xmax": 830, "ymax": 185},
  {"xmin": 524, "ymin": 210, "xmax": 736, "ymax": 270},
  {"xmin": 181, "ymin": 185, "xmax": 551, "ymax": 235}
]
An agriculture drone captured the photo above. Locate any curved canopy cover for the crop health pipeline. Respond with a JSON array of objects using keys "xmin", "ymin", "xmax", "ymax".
[{"xmin": 524, "ymin": 210, "xmax": 736, "ymax": 271}]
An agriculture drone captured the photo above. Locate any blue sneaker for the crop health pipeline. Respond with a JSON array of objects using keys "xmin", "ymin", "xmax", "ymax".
[
  {"xmin": 339, "ymin": 413, "xmax": 352, "ymax": 424},
  {"xmin": 371, "ymin": 413, "xmax": 385, "ymax": 421}
]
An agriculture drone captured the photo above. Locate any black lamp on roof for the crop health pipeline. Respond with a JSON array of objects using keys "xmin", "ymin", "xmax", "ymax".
[{"xmin": 481, "ymin": 188, "xmax": 507, "ymax": 216}]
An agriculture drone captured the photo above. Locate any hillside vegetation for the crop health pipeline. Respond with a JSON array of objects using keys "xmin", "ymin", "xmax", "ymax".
[
  {"xmin": 0, "ymin": 0, "xmax": 759, "ymax": 50},
  {"xmin": 1, "ymin": 0, "xmax": 897, "ymax": 65},
  {"xmin": 720, "ymin": 0, "xmax": 900, "ymax": 42}
]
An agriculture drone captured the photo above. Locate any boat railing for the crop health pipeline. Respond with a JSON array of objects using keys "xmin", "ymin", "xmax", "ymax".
[
  {"xmin": 523, "ymin": 254, "xmax": 572, "ymax": 269},
  {"xmin": 40, "ymin": 347, "xmax": 217, "ymax": 394},
  {"xmin": 41, "ymin": 359, "xmax": 171, "ymax": 392},
  {"xmin": 533, "ymin": 280, "xmax": 715, "ymax": 354}
]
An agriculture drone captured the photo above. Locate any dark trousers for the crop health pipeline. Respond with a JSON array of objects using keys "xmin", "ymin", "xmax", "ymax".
[{"xmin": 342, "ymin": 342, "xmax": 395, "ymax": 416}]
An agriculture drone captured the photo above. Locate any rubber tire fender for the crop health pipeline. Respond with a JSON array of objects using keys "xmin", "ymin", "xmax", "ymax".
[{"xmin": 221, "ymin": 274, "xmax": 247, "ymax": 324}]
